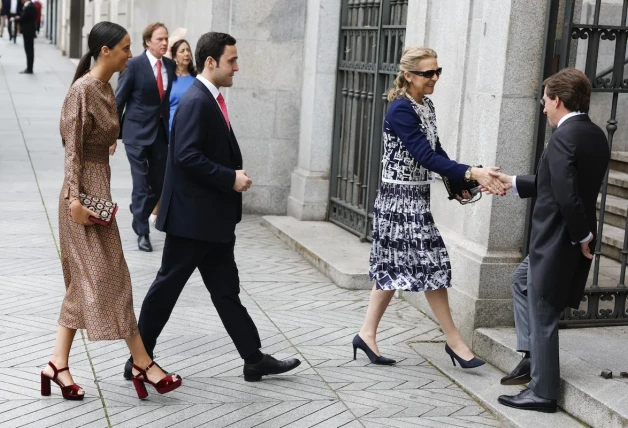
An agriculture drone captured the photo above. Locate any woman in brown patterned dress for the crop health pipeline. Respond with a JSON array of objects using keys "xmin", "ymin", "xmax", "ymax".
[{"xmin": 41, "ymin": 22, "xmax": 181, "ymax": 400}]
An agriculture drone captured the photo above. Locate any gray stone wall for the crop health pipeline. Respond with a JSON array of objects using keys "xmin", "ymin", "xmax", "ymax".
[{"xmin": 87, "ymin": 0, "xmax": 307, "ymax": 214}]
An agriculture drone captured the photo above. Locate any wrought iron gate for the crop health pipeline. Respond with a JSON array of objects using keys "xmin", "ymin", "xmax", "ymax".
[
  {"xmin": 328, "ymin": 0, "xmax": 408, "ymax": 240},
  {"xmin": 534, "ymin": 0, "xmax": 628, "ymax": 326}
]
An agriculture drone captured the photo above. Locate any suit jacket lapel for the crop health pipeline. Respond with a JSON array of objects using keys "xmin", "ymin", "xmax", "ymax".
[
  {"xmin": 160, "ymin": 58, "xmax": 175, "ymax": 109},
  {"xmin": 193, "ymin": 80, "xmax": 241, "ymax": 159},
  {"xmin": 141, "ymin": 52, "xmax": 160, "ymax": 102}
]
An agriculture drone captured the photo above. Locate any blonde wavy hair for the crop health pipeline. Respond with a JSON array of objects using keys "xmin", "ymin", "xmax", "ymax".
[{"xmin": 387, "ymin": 46, "xmax": 438, "ymax": 102}]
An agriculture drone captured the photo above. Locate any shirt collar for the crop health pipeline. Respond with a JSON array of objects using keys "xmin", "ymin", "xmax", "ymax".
[
  {"xmin": 196, "ymin": 75, "xmax": 220, "ymax": 100},
  {"xmin": 145, "ymin": 50, "xmax": 162, "ymax": 68},
  {"xmin": 557, "ymin": 111, "xmax": 585, "ymax": 128}
]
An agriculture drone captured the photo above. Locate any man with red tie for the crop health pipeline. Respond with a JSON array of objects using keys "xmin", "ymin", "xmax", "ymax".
[
  {"xmin": 122, "ymin": 32, "xmax": 301, "ymax": 382},
  {"xmin": 116, "ymin": 23, "xmax": 175, "ymax": 252}
]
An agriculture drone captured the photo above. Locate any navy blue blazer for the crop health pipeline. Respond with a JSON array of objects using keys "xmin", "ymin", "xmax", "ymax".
[
  {"xmin": 384, "ymin": 97, "xmax": 469, "ymax": 182},
  {"xmin": 115, "ymin": 51, "xmax": 175, "ymax": 146},
  {"xmin": 156, "ymin": 79, "xmax": 243, "ymax": 242}
]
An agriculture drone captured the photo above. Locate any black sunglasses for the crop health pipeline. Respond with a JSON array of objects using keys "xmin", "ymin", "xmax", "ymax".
[{"xmin": 409, "ymin": 67, "xmax": 442, "ymax": 78}]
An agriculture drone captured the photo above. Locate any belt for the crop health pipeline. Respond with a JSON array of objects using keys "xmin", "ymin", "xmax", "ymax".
[{"xmin": 381, "ymin": 177, "xmax": 435, "ymax": 185}]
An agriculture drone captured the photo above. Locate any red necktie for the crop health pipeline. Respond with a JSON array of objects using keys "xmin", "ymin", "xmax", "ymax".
[
  {"xmin": 156, "ymin": 60, "xmax": 164, "ymax": 100},
  {"xmin": 217, "ymin": 93, "xmax": 231, "ymax": 130}
]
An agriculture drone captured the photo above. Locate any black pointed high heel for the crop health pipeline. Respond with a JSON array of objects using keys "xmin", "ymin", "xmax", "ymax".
[
  {"xmin": 352, "ymin": 334, "xmax": 396, "ymax": 365},
  {"xmin": 445, "ymin": 344, "xmax": 485, "ymax": 369}
]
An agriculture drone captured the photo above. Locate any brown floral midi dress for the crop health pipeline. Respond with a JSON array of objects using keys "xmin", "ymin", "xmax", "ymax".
[{"xmin": 58, "ymin": 74, "xmax": 139, "ymax": 341}]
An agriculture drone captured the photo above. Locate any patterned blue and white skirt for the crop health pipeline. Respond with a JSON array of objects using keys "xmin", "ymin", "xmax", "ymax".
[{"xmin": 369, "ymin": 182, "xmax": 452, "ymax": 292}]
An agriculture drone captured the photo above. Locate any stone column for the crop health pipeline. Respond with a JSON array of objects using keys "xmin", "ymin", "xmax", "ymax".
[
  {"xmin": 287, "ymin": 0, "xmax": 342, "ymax": 220},
  {"xmin": 401, "ymin": 0, "xmax": 548, "ymax": 344}
]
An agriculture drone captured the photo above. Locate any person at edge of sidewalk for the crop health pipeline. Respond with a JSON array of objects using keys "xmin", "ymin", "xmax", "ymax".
[
  {"xmin": 1, "ymin": 0, "xmax": 21, "ymax": 42},
  {"xmin": 11, "ymin": 0, "xmax": 35, "ymax": 73}
]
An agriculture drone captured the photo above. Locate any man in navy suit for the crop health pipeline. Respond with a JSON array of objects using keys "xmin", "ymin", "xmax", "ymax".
[
  {"xmin": 11, "ymin": 0, "xmax": 35, "ymax": 73},
  {"xmin": 115, "ymin": 22, "xmax": 175, "ymax": 252},
  {"xmin": 123, "ymin": 32, "xmax": 301, "ymax": 382}
]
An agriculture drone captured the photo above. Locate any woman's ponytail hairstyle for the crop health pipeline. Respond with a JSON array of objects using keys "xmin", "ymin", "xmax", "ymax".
[
  {"xmin": 71, "ymin": 21, "xmax": 128, "ymax": 84},
  {"xmin": 387, "ymin": 46, "xmax": 438, "ymax": 102}
]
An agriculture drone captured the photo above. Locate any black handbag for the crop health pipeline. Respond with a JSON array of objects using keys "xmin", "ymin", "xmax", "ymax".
[{"xmin": 442, "ymin": 166, "xmax": 482, "ymax": 205}]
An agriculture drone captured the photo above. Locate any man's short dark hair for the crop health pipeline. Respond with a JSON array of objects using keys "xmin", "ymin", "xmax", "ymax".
[
  {"xmin": 142, "ymin": 22, "xmax": 167, "ymax": 49},
  {"xmin": 543, "ymin": 68, "xmax": 591, "ymax": 113},
  {"xmin": 195, "ymin": 32, "xmax": 237, "ymax": 73}
]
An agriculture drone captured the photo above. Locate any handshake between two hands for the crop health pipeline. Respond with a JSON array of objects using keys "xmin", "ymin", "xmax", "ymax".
[
  {"xmin": 454, "ymin": 167, "xmax": 512, "ymax": 201},
  {"xmin": 476, "ymin": 167, "xmax": 513, "ymax": 196}
]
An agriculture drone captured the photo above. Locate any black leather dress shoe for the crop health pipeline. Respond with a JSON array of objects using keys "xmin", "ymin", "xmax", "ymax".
[
  {"xmin": 501, "ymin": 356, "xmax": 531, "ymax": 385},
  {"xmin": 138, "ymin": 235, "xmax": 152, "ymax": 252},
  {"xmin": 19, "ymin": 69, "xmax": 33, "ymax": 74},
  {"xmin": 498, "ymin": 388, "xmax": 557, "ymax": 413},
  {"xmin": 243, "ymin": 354, "xmax": 301, "ymax": 382},
  {"xmin": 123, "ymin": 357, "xmax": 181, "ymax": 381}
]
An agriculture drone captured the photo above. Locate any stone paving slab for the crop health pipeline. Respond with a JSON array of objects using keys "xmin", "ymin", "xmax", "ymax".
[{"xmin": 0, "ymin": 36, "xmax": 502, "ymax": 427}]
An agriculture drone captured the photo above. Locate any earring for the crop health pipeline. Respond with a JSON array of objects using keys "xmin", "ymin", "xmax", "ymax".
[{"xmin": 175, "ymin": 60, "xmax": 178, "ymax": 65}]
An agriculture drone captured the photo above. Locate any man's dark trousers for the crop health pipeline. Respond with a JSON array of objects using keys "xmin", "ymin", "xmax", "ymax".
[
  {"xmin": 511, "ymin": 255, "xmax": 562, "ymax": 399},
  {"xmin": 124, "ymin": 122, "xmax": 168, "ymax": 236},
  {"xmin": 23, "ymin": 32, "xmax": 34, "ymax": 71},
  {"xmin": 7, "ymin": 13, "xmax": 16, "ymax": 40},
  {"xmin": 137, "ymin": 234, "xmax": 262, "ymax": 359}
]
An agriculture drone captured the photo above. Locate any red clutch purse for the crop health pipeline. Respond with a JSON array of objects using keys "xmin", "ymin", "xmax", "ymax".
[{"xmin": 68, "ymin": 193, "xmax": 118, "ymax": 226}]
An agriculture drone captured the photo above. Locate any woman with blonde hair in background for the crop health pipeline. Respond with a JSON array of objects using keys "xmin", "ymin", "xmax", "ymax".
[{"xmin": 353, "ymin": 46, "xmax": 505, "ymax": 367}]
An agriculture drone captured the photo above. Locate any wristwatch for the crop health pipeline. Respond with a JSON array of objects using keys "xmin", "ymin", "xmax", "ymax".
[{"xmin": 464, "ymin": 167, "xmax": 473, "ymax": 182}]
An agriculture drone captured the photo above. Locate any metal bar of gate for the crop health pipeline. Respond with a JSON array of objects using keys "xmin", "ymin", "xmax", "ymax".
[{"xmin": 361, "ymin": 0, "xmax": 385, "ymax": 240}]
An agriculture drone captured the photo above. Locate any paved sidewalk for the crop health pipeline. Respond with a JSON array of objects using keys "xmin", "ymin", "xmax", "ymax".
[{"xmin": 0, "ymin": 38, "xmax": 502, "ymax": 427}]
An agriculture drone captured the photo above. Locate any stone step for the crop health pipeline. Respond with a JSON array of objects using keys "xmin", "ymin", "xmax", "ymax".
[
  {"xmin": 411, "ymin": 342, "xmax": 586, "ymax": 428},
  {"xmin": 600, "ymin": 222, "xmax": 627, "ymax": 261},
  {"xmin": 610, "ymin": 151, "xmax": 628, "ymax": 174},
  {"xmin": 607, "ymin": 170, "xmax": 628, "ymax": 199},
  {"xmin": 473, "ymin": 327, "xmax": 628, "ymax": 428},
  {"xmin": 262, "ymin": 215, "xmax": 371, "ymax": 290},
  {"xmin": 597, "ymin": 194, "xmax": 628, "ymax": 229}
]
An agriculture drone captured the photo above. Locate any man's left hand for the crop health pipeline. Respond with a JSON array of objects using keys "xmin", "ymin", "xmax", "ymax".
[{"xmin": 581, "ymin": 234, "xmax": 594, "ymax": 260}]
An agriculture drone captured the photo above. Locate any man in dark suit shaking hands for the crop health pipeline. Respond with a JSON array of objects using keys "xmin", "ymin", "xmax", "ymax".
[
  {"xmin": 123, "ymin": 32, "xmax": 301, "ymax": 382},
  {"xmin": 115, "ymin": 23, "xmax": 175, "ymax": 252},
  {"xmin": 487, "ymin": 68, "xmax": 610, "ymax": 413}
]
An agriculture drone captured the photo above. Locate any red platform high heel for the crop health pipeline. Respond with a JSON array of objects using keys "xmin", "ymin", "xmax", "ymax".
[
  {"xmin": 131, "ymin": 361, "xmax": 182, "ymax": 399},
  {"xmin": 40, "ymin": 361, "xmax": 84, "ymax": 400}
]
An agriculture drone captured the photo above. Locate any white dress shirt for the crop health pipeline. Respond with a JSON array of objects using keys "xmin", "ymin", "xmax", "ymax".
[
  {"xmin": 10, "ymin": 0, "xmax": 18, "ymax": 14},
  {"xmin": 511, "ymin": 111, "xmax": 591, "ymax": 244},
  {"xmin": 145, "ymin": 50, "xmax": 168, "ymax": 91},
  {"xmin": 196, "ymin": 75, "xmax": 221, "ymax": 101}
]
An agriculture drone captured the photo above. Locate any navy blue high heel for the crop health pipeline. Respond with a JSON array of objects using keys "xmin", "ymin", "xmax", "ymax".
[
  {"xmin": 352, "ymin": 334, "xmax": 396, "ymax": 365},
  {"xmin": 445, "ymin": 344, "xmax": 485, "ymax": 369}
]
